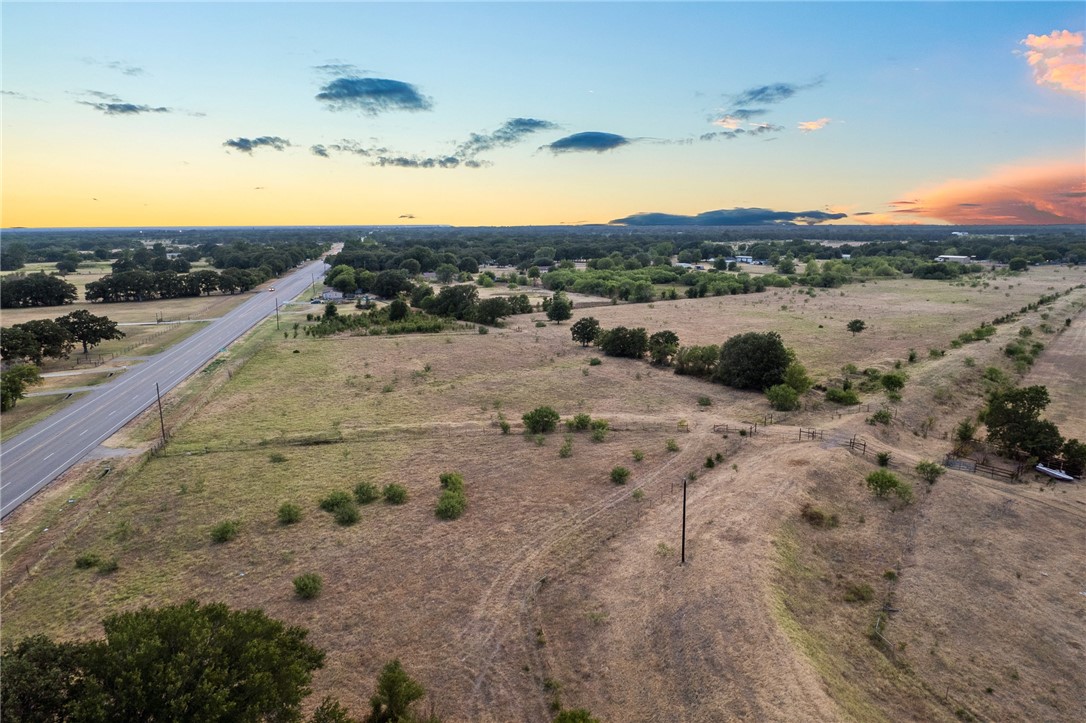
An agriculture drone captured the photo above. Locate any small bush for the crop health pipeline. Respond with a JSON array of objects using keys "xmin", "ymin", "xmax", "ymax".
[
  {"xmin": 439, "ymin": 472, "xmax": 464, "ymax": 491},
  {"xmin": 354, "ymin": 481, "xmax": 380, "ymax": 504},
  {"xmin": 665, "ymin": 438, "xmax": 679, "ymax": 452},
  {"xmin": 435, "ymin": 489, "xmax": 466, "ymax": 520},
  {"xmin": 269, "ymin": 452, "xmax": 287, "ymax": 464},
  {"xmin": 333, "ymin": 502, "xmax": 360, "ymax": 525},
  {"xmin": 383, "ymin": 483, "xmax": 408, "ymax": 504},
  {"xmin": 632, "ymin": 449, "xmax": 645, "ymax": 462},
  {"xmin": 75, "ymin": 553, "xmax": 101, "ymax": 569},
  {"xmin": 907, "ymin": 349, "xmax": 918, "ymax": 363},
  {"xmin": 868, "ymin": 408, "xmax": 892, "ymax": 425},
  {"xmin": 523, "ymin": 406, "xmax": 561, "ymax": 434},
  {"xmin": 876, "ymin": 451, "xmax": 892, "ymax": 467},
  {"xmin": 591, "ymin": 428, "xmax": 607, "ymax": 443},
  {"xmin": 319, "ymin": 490, "xmax": 352, "ymax": 512},
  {"xmin": 97, "ymin": 558, "xmax": 119, "ymax": 574},
  {"xmin": 588, "ymin": 357, "xmax": 601, "ymax": 366},
  {"xmin": 559, "ymin": 435, "xmax": 573, "ymax": 458},
  {"xmin": 866, "ymin": 469, "xmax": 900, "ymax": 497},
  {"xmin": 277, "ymin": 502, "xmax": 303, "ymax": 525},
  {"xmin": 610, "ymin": 466, "xmax": 631, "ymax": 485},
  {"xmin": 844, "ymin": 583, "xmax": 875, "ymax": 603},
  {"xmin": 826, "ymin": 387, "xmax": 860, "ymax": 405},
  {"xmin": 894, "ymin": 482, "xmax": 914, "ymax": 504},
  {"xmin": 534, "ymin": 320, "xmax": 546, "ymax": 328},
  {"xmin": 210, "ymin": 520, "xmax": 240, "ymax": 543},
  {"xmin": 915, "ymin": 461, "xmax": 945, "ymax": 485},
  {"xmin": 499, "ymin": 420, "xmax": 511, "ymax": 434},
  {"xmin": 800, "ymin": 503, "xmax": 839, "ymax": 529},
  {"xmin": 293, "ymin": 573, "xmax": 323, "ymax": 599},
  {"xmin": 569, "ymin": 413, "xmax": 592, "ymax": 431},
  {"xmin": 479, "ymin": 324, "xmax": 490, "ymax": 334},
  {"xmin": 883, "ymin": 570, "xmax": 898, "ymax": 581},
  {"xmin": 766, "ymin": 384, "xmax": 800, "ymax": 411},
  {"xmin": 632, "ymin": 489, "xmax": 645, "ymax": 501},
  {"xmin": 704, "ymin": 456, "xmax": 715, "ymax": 468},
  {"xmin": 697, "ymin": 396, "xmax": 711, "ymax": 407}
]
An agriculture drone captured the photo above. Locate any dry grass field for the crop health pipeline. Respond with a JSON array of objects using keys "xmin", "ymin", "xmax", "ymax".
[{"xmin": 2, "ymin": 265, "xmax": 1084, "ymax": 722}]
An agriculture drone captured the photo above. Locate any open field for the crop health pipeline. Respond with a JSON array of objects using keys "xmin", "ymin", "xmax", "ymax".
[{"xmin": 3, "ymin": 266, "xmax": 1085, "ymax": 721}]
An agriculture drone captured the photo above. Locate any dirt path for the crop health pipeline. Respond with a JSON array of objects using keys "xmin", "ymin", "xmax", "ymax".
[
  {"xmin": 534, "ymin": 435, "xmax": 845, "ymax": 722},
  {"xmin": 1022, "ymin": 307, "xmax": 1086, "ymax": 442}
]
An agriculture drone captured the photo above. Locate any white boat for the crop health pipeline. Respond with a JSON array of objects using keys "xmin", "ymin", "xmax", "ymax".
[{"xmin": 1035, "ymin": 464, "xmax": 1075, "ymax": 482}]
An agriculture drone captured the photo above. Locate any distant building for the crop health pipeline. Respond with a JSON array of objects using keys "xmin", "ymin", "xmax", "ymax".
[
  {"xmin": 934, "ymin": 255, "xmax": 972, "ymax": 263},
  {"xmin": 321, "ymin": 290, "xmax": 344, "ymax": 300},
  {"xmin": 735, "ymin": 255, "xmax": 754, "ymax": 264}
]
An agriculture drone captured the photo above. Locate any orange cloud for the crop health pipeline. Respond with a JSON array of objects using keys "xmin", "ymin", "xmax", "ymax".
[
  {"xmin": 797, "ymin": 117, "xmax": 831, "ymax": 132},
  {"xmin": 1019, "ymin": 29, "xmax": 1085, "ymax": 95},
  {"xmin": 899, "ymin": 160, "xmax": 1086, "ymax": 224}
]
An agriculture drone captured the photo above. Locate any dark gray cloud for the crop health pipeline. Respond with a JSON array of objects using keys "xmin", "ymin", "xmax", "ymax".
[
  {"xmin": 747, "ymin": 123, "xmax": 785, "ymax": 136},
  {"xmin": 2, "ymin": 90, "xmax": 44, "ymax": 102},
  {"xmin": 730, "ymin": 79, "xmax": 823, "ymax": 106},
  {"xmin": 610, "ymin": 207, "xmax": 848, "ymax": 226},
  {"xmin": 455, "ymin": 117, "xmax": 559, "ymax": 157},
  {"xmin": 699, "ymin": 129, "xmax": 746, "ymax": 142},
  {"xmin": 543, "ymin": 132, "xmax": 631, "ymax": 154},
  {"xmin": 316, "ymin": 77, "xmax": 432, "ymax": 114},
  {"xmin": 399, "ymin": 214, "xmax": 416, "ymax": 219},
  {"xmin": 223, "ymin": 136, "xmax": 291, "ymax": 154},
  {"xmin": 79, "ymin": 101, "xmax": 170, "ymax": 115},
  {"xmin": 853, "ymin": 212, "xmax": 874, "ymax": 216},
  {"xmin": 1058, "ymin": 191, "xmax": 1086, "ymax": 198},
  {"xmin": 311, "ymin": 117, "xmax": 556, "ymax": 168}
]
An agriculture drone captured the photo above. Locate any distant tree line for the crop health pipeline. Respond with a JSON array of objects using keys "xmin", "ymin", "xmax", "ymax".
[{"xmin": 85, "ymin": 268, "xmax": 268, "ymax": 303}]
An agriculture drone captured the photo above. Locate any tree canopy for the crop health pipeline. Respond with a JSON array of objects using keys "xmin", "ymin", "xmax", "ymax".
[
  {"xmin": 57, "ymin": 310, "xmax": 126, "ymax": 354},
  {"xmin": 714, "ymin": 332, "xmax": 792, "ymax": 391}
]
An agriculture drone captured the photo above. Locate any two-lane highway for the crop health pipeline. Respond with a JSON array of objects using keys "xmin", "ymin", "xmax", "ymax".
[{"xmin": 0, "ymin": 257, "xmax": 328, "ymax": 519}]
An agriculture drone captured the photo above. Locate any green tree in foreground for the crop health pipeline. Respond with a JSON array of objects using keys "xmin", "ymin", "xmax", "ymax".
[
  {"xmin": 915, "ymin": 461, "xmax": 945, "ymax": 485},
  {"xmin": 364, "ymin": 660, "xmax": 426, "ymax": 723},
  {"xmin": 648, "ymin": 330, "xmax": 679, "ymax": 366},
  {"xmin": 57, "ymin": 309, "xmax": 126, "ymax": 355},
  {"xmin": 546, "ymin": 292, "xmax": 573, "ymax": 324},
  {"xmin": 847, "ymin": 319, "xmax": 866, "ymax": 336},
  {"xmin": 0, "ymin": 600, "xmax": 325, "ymax": 722},
  {"xmin": 570, "ymin": 316, "xmax": 600, "ymax": 347},
  {"xmin": 1, "ymin": 365, "xmax": 43, "ymax": 412},
  {"xmin": 714, "ymin": 331, "xmax": 791, "ymax": 391}
]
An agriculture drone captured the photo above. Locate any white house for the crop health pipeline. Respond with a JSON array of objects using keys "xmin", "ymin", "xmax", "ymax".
[{"xmin": 934, "ymin": 255, "xmax": 971, "ymax": 263}]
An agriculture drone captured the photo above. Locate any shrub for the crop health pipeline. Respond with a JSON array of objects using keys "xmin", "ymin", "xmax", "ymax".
[
  {"xmin": 665, "ymin": 438, "xmax": 680, "ymax": 452},
  {"xmin": 866, "ymin": 470, "xmax": 900, "ymax": 496},
  {"xmin": 955, "ymin": 418, "xmax": 978, "ymax": 444},
  {"xmin": 319, "ymin": 490, "xmax": 353, "ymax": 512},
  {"xmin": 523, "ymin": 406, "xmax": 560, "ymax": 434},
  {"xmin": 383, "ymin": 483, "xmax": 408, "ymax": 504},
  {"xmin": 435, "ymin": 489, "xmax": 466, "ymax": 520},
  {"xmin": 269, "ymin": 453, "xmax": 287, "ymax": 464},
  {"xmin": 210, "ymin": 520, "xmax": 240, "ymax": 543},
  {"xmin": 333, "ymin": 502, "xmax": 360, "ymax": 525},
  {"xmin": 568, "ymin": 413, "xmax": 592, "ymax": 431},
  {"xmin": 766, "ymin": 383, "xmax": 800, "ymax": 411},
  {"xmin": 704, "ymin": 456, "xmax": 715, "ymax": 468},
  {"xmin": 293, "ymin": 573, "xmax": 323, "ymax": 599},
  {"xmin": 277, "ymin": 503, "xmax": 303, "ymax": 525},
  {"xmin": 881, "ymin": 371, "xmax": 907, "ymax": 393},
  {"xmin": 907, "ymin": 348, "xmax": 918, "ymax": 363},
  {"xmin": 800, "ymin": 503, "xmax": 839, "ymax": 529},
  {"xmin": 97, "ymin": 558, "xmax": 119, "ymax": 574},
  {"xmin": 75, "ymin": 553, "xmax": 101, "ymax": 569},
  {"xmin": 610, "ymin": 466, "xmax": 631, "ymax": 485},
  {"xmin": 559, "ymin": 435, "xmax": 573, "ymax": 458},
  {"xmin": 499, "ymin": 420, "xmax": 511, "ymax": 434},
  {"xmin": 825, "ymin": 387, "xmax": 860, "ymax": 405},
  {"xmin": 354, "ymin": 481, "xmax": 380, "ymax": 504},
  {"xmin": 894, "ymin": 482, "xmax": 914, "ymax": 504},
  {"xmin": 714, "ymin": 331, "xmax": 791, "ymax": 390},
  {"xmin": 588, "ymin": 357, "xmax": 601, "ymax": 366},
  {"xmin": 632, "ymin": 449, "xmax": 645, "ymax": 462},
  {"xmin": 844, "ymin": 583, "xmax": 875, "ymax": 603},
  {"xmin": 439, "ymin": 472, "xmax": 464, "ymax": 492},
  {"xmin": 868, "ymin": 408, "xmax": 892, "ymax": 425},
  {"xmin": 915, "ymin": 461, "xmax": 945, "ymax": 485},
  {"xmin": 876, "ymin": 451, "xmax": 892, "ymax": 467},
  {"xmin": 478, "ymin": 325, "xmax": 490, "ymax": 334},
  {"xmin": 697, "ymin": 396, "xmax": 712, "ymax": 407}
]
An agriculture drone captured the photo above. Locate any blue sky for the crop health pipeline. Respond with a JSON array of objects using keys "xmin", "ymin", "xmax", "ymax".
[{"xmin": 2, "ymin": 2, "xmax": 1083, "ymax": 227}]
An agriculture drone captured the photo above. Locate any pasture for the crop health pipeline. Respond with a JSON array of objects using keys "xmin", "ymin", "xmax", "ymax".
[{"xmin": 2, "ymin": 265, "xmax": 1084, "ymax": 721}]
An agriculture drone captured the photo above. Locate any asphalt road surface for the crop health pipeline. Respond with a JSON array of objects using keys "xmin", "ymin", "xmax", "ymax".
[{"xmin": 0, "ymin": 257, "xmax": 329, "ymax": 519}]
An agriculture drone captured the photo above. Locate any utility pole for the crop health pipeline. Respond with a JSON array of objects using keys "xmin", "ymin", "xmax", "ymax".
[
  {"xmin": 155, "ymin": 383, "xmax": 167, "ymax": 445},
  {"xmin": 275, "ymin": 298, "xmax": 280, "ymax": 330},
  {"xmin": 681, "ymin": 475, "xmax": 688, "ymax": 565}
]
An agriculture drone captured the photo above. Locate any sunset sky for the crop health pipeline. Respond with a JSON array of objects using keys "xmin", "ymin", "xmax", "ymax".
[{"xmin": 2, "ymin": 1, "xmax": 1084, "ymax": 228}]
